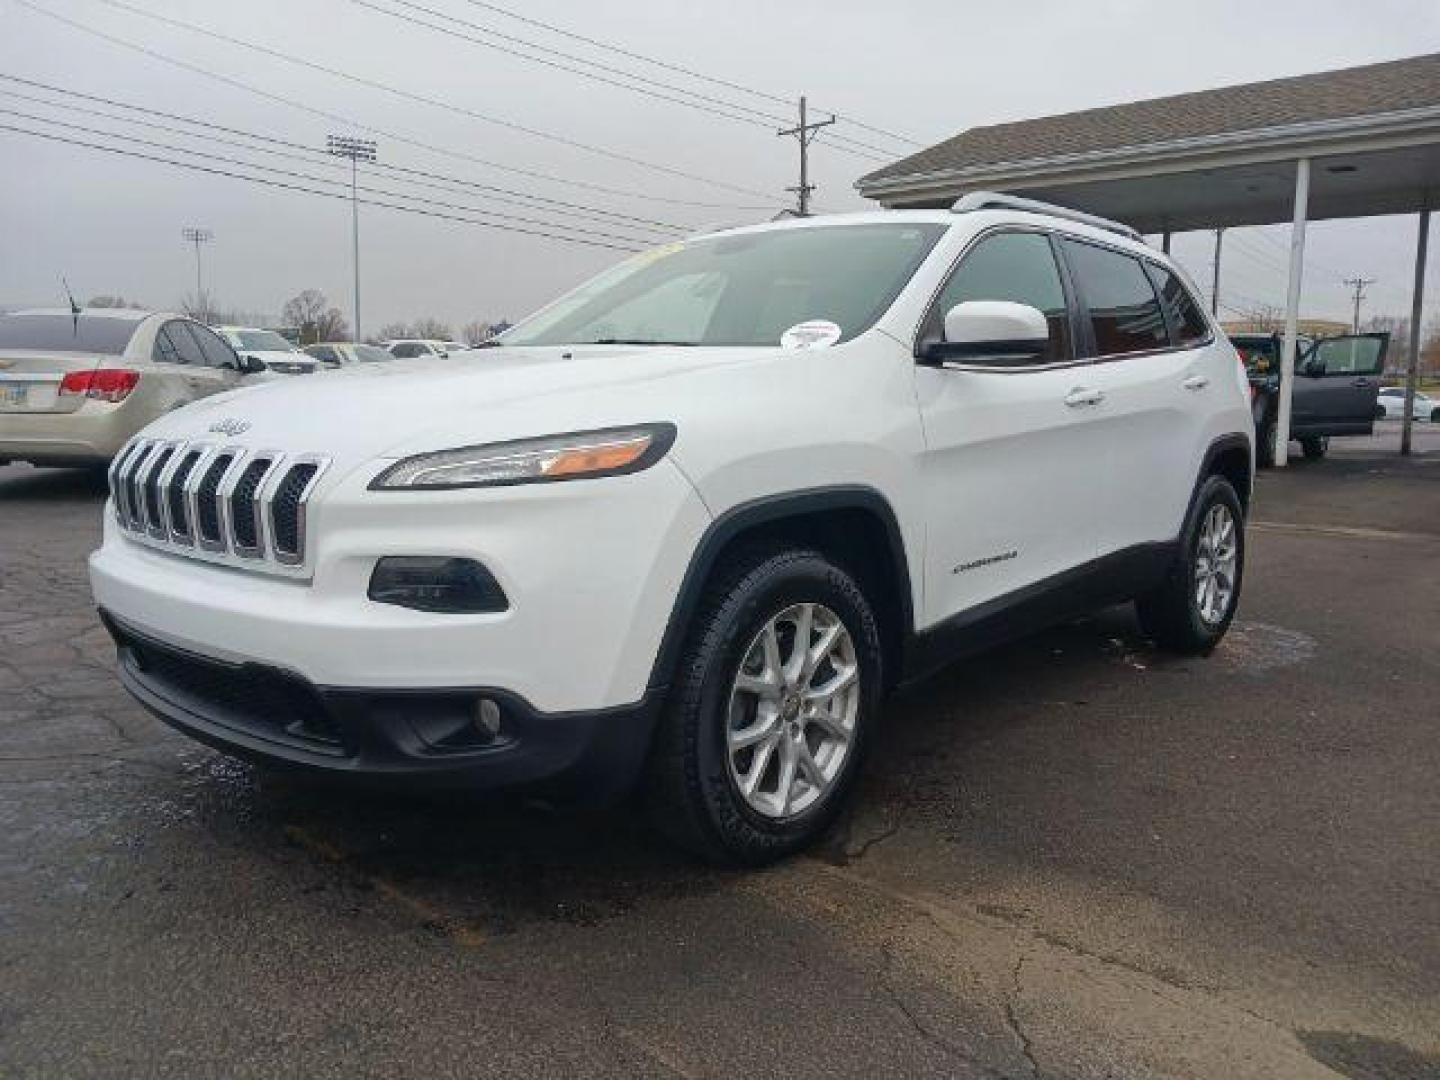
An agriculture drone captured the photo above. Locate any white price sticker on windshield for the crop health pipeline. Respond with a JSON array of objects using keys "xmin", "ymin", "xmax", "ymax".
[{"xmin": 780, "ymin": 320, "xmax": 842, "ymax": 350}]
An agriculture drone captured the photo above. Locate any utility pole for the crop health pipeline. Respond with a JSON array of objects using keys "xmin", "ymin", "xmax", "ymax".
[
  {"xmin": 327, "ymin": 135, "xmax": 377, "ymax": 343},
  {"xmin": 1343, "ymin": 276, "xmax": 1376, "ymax": 333},
  {"xmin": 1210, "ymin": 227, "xmax": 1224, "ymax": 315},
  {"xmin": 181, "ymin": 226, "xmax": 213, "ymax": 322},
  {"xmin": 776, "ymin": 96, "xmax": 834, "ymax": 217}
]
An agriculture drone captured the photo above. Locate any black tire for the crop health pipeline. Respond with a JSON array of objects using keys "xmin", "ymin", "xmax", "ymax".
[
  {"xmin": 1300, "ymin": 435, "xmax": 1329, "ymax": 460},
  {"xmin": 1255, "ymin": 418, "xmax": 1276, "ymax": 468},
  {"xmin": 1136, "ymin": 475, "xmax": 1245, "ymax": 655},
  {"xmin": 644, "ymin": 546, "xmax": 883, "ymax": 865}
]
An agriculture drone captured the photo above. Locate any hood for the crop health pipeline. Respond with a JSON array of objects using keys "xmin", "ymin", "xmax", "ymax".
[{"xmin": 138, "ymin": 343, "xmax": 792, "ymax": 463}]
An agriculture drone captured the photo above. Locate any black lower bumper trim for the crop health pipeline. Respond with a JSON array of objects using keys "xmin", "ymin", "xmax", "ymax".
[{"xmin": 100, "ymin": 609, "xmax": 662, "ymax": 800}]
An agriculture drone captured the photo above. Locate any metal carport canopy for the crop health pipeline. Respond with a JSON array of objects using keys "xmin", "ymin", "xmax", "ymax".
[{"xmin": 857, "ymin": 53, "xmax": 1440, "ymax": 464}]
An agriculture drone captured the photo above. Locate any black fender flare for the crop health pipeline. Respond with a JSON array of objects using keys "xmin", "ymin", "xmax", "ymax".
[{"xmin": 645, "ymin": 485, "xmax": 914, "ymax": 694}]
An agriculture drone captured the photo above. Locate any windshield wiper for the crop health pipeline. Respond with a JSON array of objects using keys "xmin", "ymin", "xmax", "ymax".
[{"xmin": 590, "ymin": 338, "xmax": 697, "ymax": 346}]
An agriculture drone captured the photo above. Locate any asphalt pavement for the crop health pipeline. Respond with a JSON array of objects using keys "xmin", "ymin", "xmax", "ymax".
[{"xmin": 2, "ymin": 424, "xmax": 1438, "ymax": 1078}]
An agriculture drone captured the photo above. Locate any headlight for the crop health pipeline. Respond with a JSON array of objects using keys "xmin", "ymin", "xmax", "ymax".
[{"xmin": 370, "ymin": 423, "xmax": 676, "ymax": 490}]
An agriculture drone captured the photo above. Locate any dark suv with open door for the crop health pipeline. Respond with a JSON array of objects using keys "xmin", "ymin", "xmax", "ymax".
[{"xmin": 1232, "ymin": 332, "xmax": 1388, "ymax": 465}]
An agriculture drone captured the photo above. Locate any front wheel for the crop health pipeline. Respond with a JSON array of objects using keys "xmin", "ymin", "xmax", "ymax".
[
  {"xmin": 645, "ymin": 547, "xmax": 883, "ymax": 865},
  {"xmin": 1136, "ymin": 475, "xmax": 1245, "ymax": 654},
  {"xmin": 1300, "ymin": 435, "xmax": 1329, "ymax": 460}
]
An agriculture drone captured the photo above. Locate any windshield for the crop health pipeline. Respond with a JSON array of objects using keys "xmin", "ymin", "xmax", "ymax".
[
  {"xmin": 501, "ymin": 223, "xmax": 947, "ymax": 348},
  {"xmin": 227, "ymin": 330, "xmax": 296, "ymax": 352},
  {"xmin": 0, "ymin": 310, "xmax": 144, "ymax": 353},
  {"xmin": 354, "ymin": 344, "xmax": 393, "ymax": 363}
]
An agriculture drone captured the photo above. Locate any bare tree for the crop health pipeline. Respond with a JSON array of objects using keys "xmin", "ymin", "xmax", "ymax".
[
  {"xmin": 461, "ymin": 319, "xmax": 494, "ymax": 345},
  {"xmin": 314, "ymin": 307, "xmax": 350, "ymax": 343},
  {"xmin": 376, "ymin": 321, "xmax": 411, "ymax": 342},
  {"xmin": 409, "ymin": 316, "xmax": 453, "ymax": 340},
  {"xmin": 87, "ymin": 295, "xmax": 144, "ymax": 309},
  {"xmin": 280, "ymin": 290, "xmax": 347, "ymax": 344},
  {"xmin": 180, "ymin": 288, "xmax": 220, "ymax": 324}
]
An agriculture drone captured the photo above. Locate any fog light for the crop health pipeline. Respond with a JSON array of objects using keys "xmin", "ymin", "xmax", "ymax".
[
  {"xmin": 368, "ymin": 556, "xmax": 508, "ymax": 613},
  {"xmin": 475, "ymin": 697, "xmax": 502, "ymax": 739}
]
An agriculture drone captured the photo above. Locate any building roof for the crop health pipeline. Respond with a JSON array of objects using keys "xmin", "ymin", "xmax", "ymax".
[{"xmin": 859, "ymin": 53, "xmax": 1440, "ymax": 191}]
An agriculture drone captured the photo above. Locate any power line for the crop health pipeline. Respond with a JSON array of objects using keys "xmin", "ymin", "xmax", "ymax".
[
  {"xmin": 75, "ymin": 0, "xmax": 784, "ymax": 197},
  {"xmin": 0, "ymin": 122, "xmax": 643, "ymax": 252},
  {"xmin": 11, "ymin": 0, "xmax": 777, "ymax": 211},
  {"xmin": 0, "ymin": 78, "xmax": 685, "ymax": 237},
  {"xmin": 0, "ymin": 105, "xmax": 659, "ymax": 247},
  {"xmin": 349, "ymin": 0, "xmax": 896, "ymax": 162},
  {"xmin": 448, "ymin": 0, "xmax": 925, "ymax": 148}
]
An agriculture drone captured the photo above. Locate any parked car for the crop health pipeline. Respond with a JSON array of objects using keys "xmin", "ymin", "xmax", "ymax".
[
  {"xmin": 1232, "ymin": 331, "xmax": 1387, "ymax": 464},
  {"xmin": 384, "ymin": 339, "xmax": 469, "ymax": 359},
  {"xmin": 303, "ymin": 342, "xmax": 395, "ymax": 369},
  {"xmin": 214, "ymin": 327, "xmax": 321, "ymax": 376},
  {"xmin": 92, "ymin": 198, "xmax": 1253, "ymax": 863},
  {"xmin": 1377, "ymin": 386, "xmax": 1439, "ymax": 421},
  {"xmin": 0, "ymin": 308, "xmax": 268, "ymax": 468}
]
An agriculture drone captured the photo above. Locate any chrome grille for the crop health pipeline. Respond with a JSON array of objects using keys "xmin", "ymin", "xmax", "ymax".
[{"xmin": 109, "ymin": 439, "xmax": 329, "ymax": 576}]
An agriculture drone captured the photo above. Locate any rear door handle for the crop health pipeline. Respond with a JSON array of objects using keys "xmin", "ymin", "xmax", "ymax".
[
  {"xmin": 1181, "ymin": 375, "xmax": 1210, "ymax": 391},
  {"xmin": 1351, "ymin": 377, "xmax": 1372, "ymax": 387},
  {"xmin": 1063, "ymin": 387, "xmax": 1105, "ymax": 407}
]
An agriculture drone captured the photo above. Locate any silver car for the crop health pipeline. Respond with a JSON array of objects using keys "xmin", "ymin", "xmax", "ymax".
[{"xmin": 0, "ymin": 308, "xmax": 269, "ymax": 468}]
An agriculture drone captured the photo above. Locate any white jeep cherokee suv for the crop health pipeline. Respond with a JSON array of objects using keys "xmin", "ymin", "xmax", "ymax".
[{"xmin": 90, "ymin": 195, "xmax": 1253, "ymax": 864}]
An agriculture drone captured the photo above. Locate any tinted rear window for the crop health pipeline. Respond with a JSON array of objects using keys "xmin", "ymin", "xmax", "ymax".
[
  {"xmin": 0, "ymin": 311, "xmax": 144, "ymax": 353},
  {"xmin": 1060, "ymin": 240, "xmax": 1168, "ymax": 356}
]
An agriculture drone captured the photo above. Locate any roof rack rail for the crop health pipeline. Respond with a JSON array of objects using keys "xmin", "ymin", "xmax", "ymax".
[{"xmin": 951, "ymin": 191, "xmax": 1143, "ymax": 242}]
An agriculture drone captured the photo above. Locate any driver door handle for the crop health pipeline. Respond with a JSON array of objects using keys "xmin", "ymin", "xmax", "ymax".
[
  {"xmin": 1351, "ymin": 377, "xmax": 1372, "ymax": 387},
  {"xmin": 1063, "ymin": 387, "xmax": 1105, "ymax": 408},
  {"xmin": 1181, "ymin": 374, "xmax": 1210, "ymax": 391}
]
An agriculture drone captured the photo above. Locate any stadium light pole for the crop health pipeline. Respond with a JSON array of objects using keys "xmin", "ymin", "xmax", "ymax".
[
  {"xmin": 181, "ymin": 226, "xmax": 213, "ymax": 322},
  {"xmin": 327, "ymin": 135, "xmax": 377, "ymax": 343}
]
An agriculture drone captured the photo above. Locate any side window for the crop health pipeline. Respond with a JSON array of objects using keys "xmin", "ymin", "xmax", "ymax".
[
  {"xmin": 185, "ymin": 322, "xmax": 237, "ymax": 368},
  {"xmin": 930, "ymin": 231, "xmax": 1071, "ymax": 362},
  {"xmin": 1061, "ymin": 239, "xmax": 1169, "ymax": 356},
  {"xmin": 1151, "ymin": 267, "xmax": 1210, "ymax": 347},
  {"xmin": 152, "ymin": 323, "xmax": 189, "ymax": 365}
]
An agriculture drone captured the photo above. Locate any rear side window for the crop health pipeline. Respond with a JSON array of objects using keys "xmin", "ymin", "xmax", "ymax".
[
  {"xmin": 391, "ymin": 343, "xmax": 426, "ymax": 358},
  {"xmin": 1061, "ymin": 239, "xmax": 1168, "ymax": 356},
  {"xmin": 931, "ymin": 231, "xmax": 1071, "ymax": 363},
  {"xmin": 1151, "ymin": 267, "xmax": 1210, "ymax": 346},
  {"xmin": 184, "ymin": 323, "xmax": 236, "ymax": 368}
]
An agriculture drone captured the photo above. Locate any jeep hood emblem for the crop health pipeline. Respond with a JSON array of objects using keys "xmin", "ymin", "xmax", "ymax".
[{"xmin": 209, "ymin": 417, "xmax": 251, "ymax": 436}]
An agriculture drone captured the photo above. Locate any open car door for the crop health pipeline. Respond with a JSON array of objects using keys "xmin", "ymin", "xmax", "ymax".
[{"xmin": 1290, "ymin": 332, "xmax": 1389, "ymax": 437}]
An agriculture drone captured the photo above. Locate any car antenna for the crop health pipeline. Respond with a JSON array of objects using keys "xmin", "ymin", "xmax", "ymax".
[{"xmin": 61, "ymin": 275, "xmax": 81, "ymax": 333}]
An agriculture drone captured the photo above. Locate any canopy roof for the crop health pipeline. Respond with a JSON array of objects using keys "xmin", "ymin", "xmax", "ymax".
[{"xmin": 858, "ymin": 54, "xmax": 1440, "ymax": 232}]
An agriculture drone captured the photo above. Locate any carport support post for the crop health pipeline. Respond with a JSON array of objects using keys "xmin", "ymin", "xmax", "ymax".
[
  {"xmin": 1401, "ymin": 208, "xmax": 1430, "ymax": 456},
  {"xmin": 1161, "ymin": 230, "xmax": 1172, "ymax": 254},
  {"xmin": 1275, "ymin": 158, "xmax": 1311, "ymax": 468}
]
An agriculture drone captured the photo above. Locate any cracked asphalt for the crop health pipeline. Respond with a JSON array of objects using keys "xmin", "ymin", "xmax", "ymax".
[{"xmin": 3, "ymin": 425, "xmax": 1439, "ymax": 1078}]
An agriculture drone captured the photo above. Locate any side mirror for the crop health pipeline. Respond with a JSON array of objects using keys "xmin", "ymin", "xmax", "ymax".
[
  {"xmin": 238, "ymin": 354, "xmax": 268, "ymax": 375},
  {"xmin": 922, "ymin": 301, "xmax": 1050, "ymax": 366}
]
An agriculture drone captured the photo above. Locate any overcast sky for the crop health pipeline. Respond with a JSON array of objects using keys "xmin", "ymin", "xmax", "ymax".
[{"xmin": 2, "ymin": 0, "xmax": 1438, "ymax": 336}]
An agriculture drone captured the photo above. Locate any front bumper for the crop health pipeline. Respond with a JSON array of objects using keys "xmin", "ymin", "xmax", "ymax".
[{"xmin": 103, "ymin": 610, "xmax": 660, "ymax": 797}]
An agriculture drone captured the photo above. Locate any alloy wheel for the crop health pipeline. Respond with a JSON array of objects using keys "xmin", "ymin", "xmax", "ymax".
[
  {"xmin": 725, "ymin": 603, "xmax": 860, "ymax": 820},
  {"xmin": 1194, "ymin": 503, "xmax": 1238, "ymax": 625}
]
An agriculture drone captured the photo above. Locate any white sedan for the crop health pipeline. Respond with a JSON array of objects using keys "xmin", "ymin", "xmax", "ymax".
[
  {"xmin": 215, "ymin": 327, "xmax": 321, "ymax": 376},
  {"xmin": 1378, "ymin": 387, "xmax": 1439, "ymax": 421}
]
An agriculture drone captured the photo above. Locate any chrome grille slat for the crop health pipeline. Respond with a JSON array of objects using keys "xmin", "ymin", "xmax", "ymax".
[
  {"xmin": 113, "ymin": 441, "xmax": 328, "ymax": 576},
  {"xmin": 141, "ymin": 444, "xmax": 177, "ymax": 539}
]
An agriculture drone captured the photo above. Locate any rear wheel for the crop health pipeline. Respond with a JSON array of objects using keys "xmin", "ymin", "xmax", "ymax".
[
  {"xmin": 645, "ymin": 547, "xmax": 882, "ymax": 865},
  {"xmin": 1255, "ymin": 417, "xmax": 1276, "ymax": 468},
  {"xmin": 1300, "ymin": 435, "xmax": 1329, "ymax": 460},
  {"xmin": 1137, "ymin": 475, "xmax": 1244, "ymax": 655}
]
